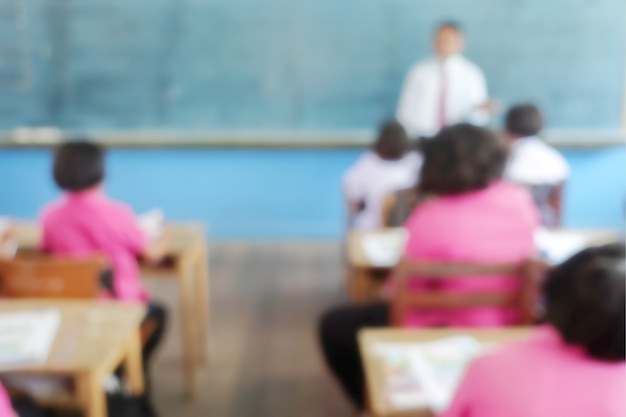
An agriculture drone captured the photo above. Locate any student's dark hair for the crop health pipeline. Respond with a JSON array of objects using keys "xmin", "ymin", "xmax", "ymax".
[
  {"xmin": 419, "ymin": 123, "xmax": 508, "ymax": 195},
  {"xmin": 544, "ymin": 243, "xmax": 625, "ymax": 362},
  {"xmin": 53, "ymin": 141, "xmax": 105, "ymax": 191},
  {"xmin": 505, "ymin": 104, "xmax": 543, "ymax": 137},
  {"xmin": 436, "ymin": 21, "xmax": 463, "ymax": 34},
  {"xmin": 372, "ymin": 120, "xmax": 410, "ymax": 161}
]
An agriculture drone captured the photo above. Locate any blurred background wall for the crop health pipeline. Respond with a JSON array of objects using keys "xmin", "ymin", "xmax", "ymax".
[{"xmin": 0, "ymin": 0, "xmax": 624, "ymax": 238}]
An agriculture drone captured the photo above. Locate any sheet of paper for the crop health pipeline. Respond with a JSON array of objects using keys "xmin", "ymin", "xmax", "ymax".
[
  {"xmin": 371, "ymin": 343, "xmax": 430, "ymax": 410},
  {"xmin": 0, "ymin": 309, "xmax": 61, "ymax": 370},
  {"xmin": 372, "ymin": 336, "xmax": 492, "ymax": 413},
  {"xmin": 361, "ymin": 229, "xmax": 407, "ymax": 267},
  {"xmin": 137, "ymin": 208, "xmax": 165, "ymax": 240},
  {"xmin": 407, "ymin": 336, "xmax": 483, "ymax": 413},
  {"xmin": 534, "ymin": 228, "xmax": 588, "ymax": 264}
]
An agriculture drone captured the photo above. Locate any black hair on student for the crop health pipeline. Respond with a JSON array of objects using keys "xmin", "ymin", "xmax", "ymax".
[
  {"xmin": 53, "ymin": 141, "xmax": 105, "ymax": 192},
  {"xmin": 505, "ymin": 104, "xmax": 543, "ymax": 137},
  {"xmin": 436, "ymin": 21, "xmax": 463, "ymax": 33},
  {"xmin": 419, "ymin": 123, "xmax": 508, "ymax": 196},
  {"xmin": 544, "ymin": 243, "xmax": 625, "ymax": 362},
  {"xmin": 372, "ymin": 120, "xmax": 410, "ymax": 161}
]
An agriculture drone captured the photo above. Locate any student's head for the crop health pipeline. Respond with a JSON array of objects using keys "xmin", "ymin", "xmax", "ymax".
[
  {"xmin": 53, "ymin": 141, "xmax": 105, "ymax": 192},
  {"xmin": 433, "ymin": 22, "xmax": 465, "ymax": 59},
  {"xmin": 505, "ymin": 104, "xmax": 543, "ymax": 139},
  {"xmin": 543, "ymin": 243, "xmax": 625, "ymax": 362},
  {"xmin": 419, "ymin": 123, "xmax": 508, "ymax": 196},
  {"xmin": 372, "ymin": 120, "xmax": 410, "ymax": 161}
]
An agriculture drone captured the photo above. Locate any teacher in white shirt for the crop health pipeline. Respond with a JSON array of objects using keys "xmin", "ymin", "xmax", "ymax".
[{"xmin": 397, "ymin": 22, "xmax": 496, "ymax": 139}]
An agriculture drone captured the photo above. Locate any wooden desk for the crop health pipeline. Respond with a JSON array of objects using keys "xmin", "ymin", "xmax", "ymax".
[
  {"xmin": 359, "ymin": 327, "xmax": 532, "ymax": 417},
  {"xmin": 13, "ymin": 222, "xmax": 210, "ymax": 399},
  {"xmin": 0, "ymin": 300, "xmax": 145, "ymax": 417},
  {"xmin": 346, "ymin": 227, "xmax": 620, "ymax": 303}
]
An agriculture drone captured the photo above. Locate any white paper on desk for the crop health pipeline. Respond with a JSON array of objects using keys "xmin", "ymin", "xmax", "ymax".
[
  {"xmin": 0, "ymin": 216, "xmax": 17, "ymax": 258},
  {"xmin": 371, "ymin": 342, "xmax": 430, "ymax": 410},
  {"xmin": 535, "ymin": 228, "xmax": 588, "ymax": 264},
  {"xmin": 373, "ymin": 336, "xmax": 491, "ymax": 413},
  {"xmin": 361, "ymin": 229, "xmax": 407, "ymax": 267},
  {"xmin": 407, "ymin": 336, "xmax": 484, "ymax": 413},
  {"xmin": 0, "ymin": 309, "xmax": 61, "ymax": 370},
  {"xmin": 137, "ymin": 209, "xmax": 164, "ymax": 240}
]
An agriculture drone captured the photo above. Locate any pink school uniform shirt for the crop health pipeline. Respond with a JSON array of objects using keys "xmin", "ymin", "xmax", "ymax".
[
  {"xmin": 402, "ymin": 181, "xmax": 538, "ymax": 327},
  {"xmin": 40, "ymin": 191, "xmax": 150, "ymax": 302},
  {"xmin": 0, "ymin": 383, "xmax": 15, "ymax": 417},
  {"xmin": 440, "ymin": 325, "xmax": 626, "ymax": 417}
]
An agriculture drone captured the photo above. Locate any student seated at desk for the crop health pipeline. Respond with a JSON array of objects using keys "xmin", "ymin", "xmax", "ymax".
[
  {"xmin": 319, "ymin": 124, "xmax": 538, "ymax": 411},
  {"xmin": 503, "ymin": 104, "xmax": 569, "ymax": 226},
  {"xmin": 39, "ymin": 141, "xmax": 167, "ymax": 414},
  {"xmin": 442, "ymin": 243, "xmax": 625, "ymax": 417},
  {"xmin": 343, "ymin": 120, "xmax": 422, "ymax": 230}
]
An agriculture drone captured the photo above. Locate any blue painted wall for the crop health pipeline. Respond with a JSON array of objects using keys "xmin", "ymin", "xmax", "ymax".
[
  {"xmin": 0, "ymin": 0, "xmax": 623, "ymax": 131},
  {"xmin": 0, "ymin": 147, "xmax": 623, "ymax": 239}
]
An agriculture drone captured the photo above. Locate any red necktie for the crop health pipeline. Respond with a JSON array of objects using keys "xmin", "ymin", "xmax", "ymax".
[{"xmin": 438, "ymin": 64, "xmax": 447, "ymax": 129}]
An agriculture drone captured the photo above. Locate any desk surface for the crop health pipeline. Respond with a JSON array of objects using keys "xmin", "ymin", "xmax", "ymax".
[
  {"xmin": 348, "ymin": 227, "xmax": 621, "ymax": 269},
  {"xmin": 14, "ymin": 222, "xmax": 206, "ymax": 256},
  {"xmin": 0, "ymin": 300, "xmax": 145, "ymax": 374},
  {"xmin": 359, "ymin": 327, "xmax": 533, "ymax": 417}
]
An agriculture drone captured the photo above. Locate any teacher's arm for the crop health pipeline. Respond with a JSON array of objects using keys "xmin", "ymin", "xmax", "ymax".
[{"xmin": 467, "ymin": 68, "xmax": 498, "ymax": 125}]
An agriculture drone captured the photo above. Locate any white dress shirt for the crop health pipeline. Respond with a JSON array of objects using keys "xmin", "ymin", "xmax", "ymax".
[
  {"xmin": 505, "ymin": 136, "xmax": 570, "ymax": 186},
  {"xmin": 343, "ymin": 151, "xmax": 423, "ymax": 230},
  {"xmin": 396, "ymin": 55, "xmax": 489, "ymax": 139}
]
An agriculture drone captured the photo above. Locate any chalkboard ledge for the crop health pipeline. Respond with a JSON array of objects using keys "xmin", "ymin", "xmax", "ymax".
[{"xmin": 0, "ymin": 129, "xmax": 623, "ymax": 149}]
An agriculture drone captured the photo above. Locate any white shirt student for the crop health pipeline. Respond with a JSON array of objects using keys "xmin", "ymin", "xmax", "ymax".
[
  {"xmin": 503, "ymin": 104, "xmax": 570, "ymax": 225},
  {"xmin": 343, "ymin": 121, "xmax": 423, "ymax": 230},
  {"xmin": 396, "ymin": 22, "xmax": 497, "ymax": 139}
]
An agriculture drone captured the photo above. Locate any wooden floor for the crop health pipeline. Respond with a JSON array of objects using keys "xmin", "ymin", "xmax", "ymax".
[{"xmin": 145, "ymin": 242, "xmax": 355, "ymax": 417}]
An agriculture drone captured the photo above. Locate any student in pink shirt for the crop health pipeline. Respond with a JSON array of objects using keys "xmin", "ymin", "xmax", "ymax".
[
  {"xmin": 442, "ymin": 243, "xmax": 625, "ymax": 417},
  {"xmin": 0, "ymin": 383, "xmax": 46, "ymax": 417},
  {"xmin": 319, "ymin": 124, "xmax": 538, "ymax": 411},
  {"xmin": 39, "ymin": 141, "xmax": 167, "ymax": 415}
]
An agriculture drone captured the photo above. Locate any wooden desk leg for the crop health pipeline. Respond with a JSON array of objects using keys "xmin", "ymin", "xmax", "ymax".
[
  {"xmin": 179, "ymin": 257, "xmax": 197, "ymax": 399},
  {"xmin": 122, "ymin": 329, "xmax": 145, "ymax": 395},
  {"xmin": 194, "ymin": 242, "xmax": 210, "ymax": 366},
  {"xmin": 76, "ymin": 372, "xmax": 107, "ymax": 417},
  {"xmin": 348, "ymin": 267, "xmax": 369, "ymax": 303}
]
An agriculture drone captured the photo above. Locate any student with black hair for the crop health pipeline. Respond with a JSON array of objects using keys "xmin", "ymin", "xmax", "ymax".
[
  {"xmin": 39, "ymin": 141, "xmax": 168, "ymax": 416},
  {"xmin": 343, "ymin": 120, "xmax": 422, "ymax": 230},
  {"xmin": 322, "ymin": 124, "xmax": 538, "ymax": 411},
  {"xmin": 503, "ymin": 104, "xmax": 570, "ymax": 225},
  {"xmin": 442, "ymin": 243, "xmax": 625, "ymax": 417},
  {"xmin": 397, "ymin": 22, "xmax": 497, "ymax": 140}
]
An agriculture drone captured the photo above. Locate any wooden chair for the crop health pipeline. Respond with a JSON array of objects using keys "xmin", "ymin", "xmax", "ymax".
[
  {"xmin": 0, "ymin": 255, "xmax": 157, "ymax": 345},
  {"xmin": 389, "ymin": 258, "xmax": 549, "ymax": 326},
  {"xmin": 0, "ymin": 255, "xmax": 108, "ymax": 299}
]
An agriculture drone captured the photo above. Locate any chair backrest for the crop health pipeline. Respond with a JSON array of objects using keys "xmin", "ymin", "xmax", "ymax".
[
  {"xmin": 389, "ymin": 258, "xmax": 548, "ymax": 326},
  {"xmin": 0, "ymin": 255, "xmax": 107, "ymax": 299}
]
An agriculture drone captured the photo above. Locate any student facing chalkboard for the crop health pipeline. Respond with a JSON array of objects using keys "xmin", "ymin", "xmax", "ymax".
[
  {"xmin": 503, "ymin": 104, "xmax": 570, "ymax": 226},
  {"xmin": 342, "ymin": 121, "xmax": 423, "ymax": 230}
]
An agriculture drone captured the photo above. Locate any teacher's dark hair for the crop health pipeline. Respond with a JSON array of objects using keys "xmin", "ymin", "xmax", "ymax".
[
  {"xmin": 544, "ymin": 243, "xmax": 625, "ymax": 362},
  {"xmin": 372, "ymin": 120, "xmax": 410, "ymax": 161},
  {"xmin": 419, "ymin": 123, "xmax": 508, "ymax": 195},
  {"xmin": 53, "ymin": 141, "xmax": 105, "ymax": 191}
]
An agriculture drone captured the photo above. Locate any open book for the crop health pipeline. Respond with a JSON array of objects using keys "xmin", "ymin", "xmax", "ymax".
[
  {"xmin": 0, "ymin": 309, "xmax": 61, "ymax": 370},
  {"xmin": 372, "ymin": 336, "xmax": 492, "ymax": 412}
]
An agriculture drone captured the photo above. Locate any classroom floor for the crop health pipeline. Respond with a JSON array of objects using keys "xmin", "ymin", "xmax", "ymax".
[{"xmin": 145, "ymin": 242, "xmax": 355, "ymax": 417}]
